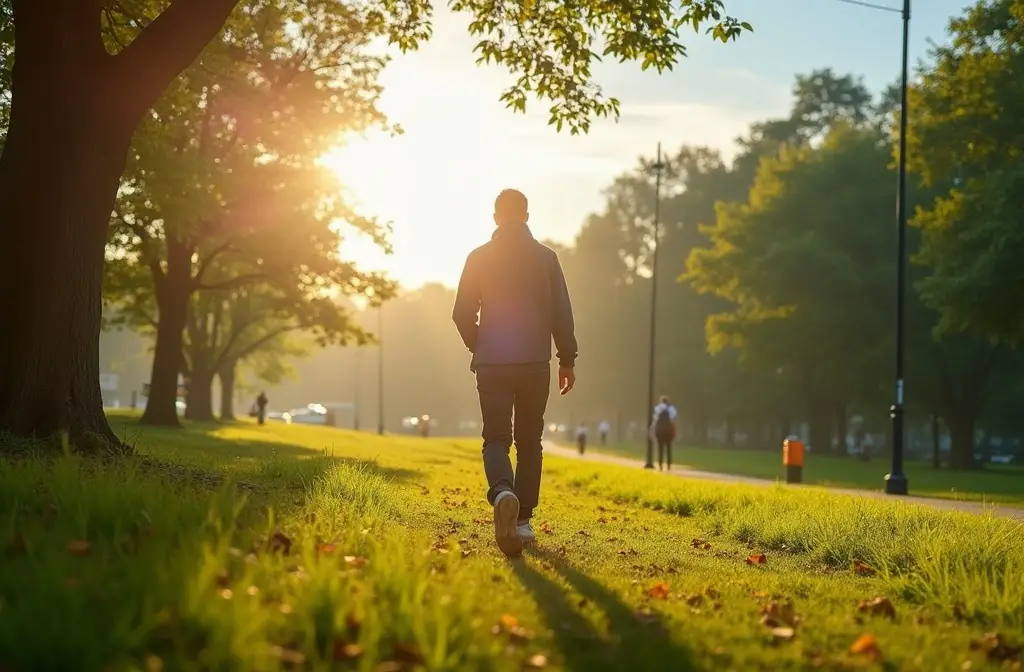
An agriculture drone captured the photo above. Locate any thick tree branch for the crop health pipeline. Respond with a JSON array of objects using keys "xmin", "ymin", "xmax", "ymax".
[
  {"xmin": 216, "ymin": 326, "xmax": 295, "ymax": 373},
  {"xmin": 112, "ymin": 0, "xmax": 241, "ymax": 121}
]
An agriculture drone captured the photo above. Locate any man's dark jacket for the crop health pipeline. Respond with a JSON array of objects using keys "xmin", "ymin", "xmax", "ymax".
[{"xmin": 452, "ymin": 223, "xmax": 577, "ymax": 372}]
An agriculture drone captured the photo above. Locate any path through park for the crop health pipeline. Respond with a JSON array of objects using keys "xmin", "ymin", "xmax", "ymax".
[{"xmin": 544, "ymin": 441, "xmax": 1024, "ymax": 521}]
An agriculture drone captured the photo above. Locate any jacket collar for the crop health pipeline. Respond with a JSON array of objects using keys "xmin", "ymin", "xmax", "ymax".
[{"xmin": 491, "ymin": 222, "xmax": 533, "ymax": 241}]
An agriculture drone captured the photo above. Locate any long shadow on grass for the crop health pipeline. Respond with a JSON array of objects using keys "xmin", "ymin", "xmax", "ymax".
[{"xmin": 513, "ymin": 549, "xmax": 700, "ymax": 671}]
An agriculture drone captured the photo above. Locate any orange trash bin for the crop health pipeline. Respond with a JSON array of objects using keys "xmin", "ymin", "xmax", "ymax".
[{"xmin": 783, "ymin": 436, "xmax": 804, "ymax": 484}]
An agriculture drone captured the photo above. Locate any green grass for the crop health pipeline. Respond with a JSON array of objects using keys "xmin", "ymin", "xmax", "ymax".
[
  {"xmin": 1, "ymin": 414, "xmax": 1023, "ymax": 670},
  {"xmin": 587, "ymin": 441, "xmax": 1024, "ymax": 505}
]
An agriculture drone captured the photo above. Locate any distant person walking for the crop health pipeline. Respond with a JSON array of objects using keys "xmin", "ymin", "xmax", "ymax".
[
  {"xmin": 598, "ymin": 420, "xmax": 610, "ymax": 446},
  {"xmin": 575, "ymin": 422, "xmax": 588, "ymax": 455},
  {"xmin": 453, "ymin": 188, "xmax": 578, "ymax": 558},
  {"xmin": 255, "ymin": 392, "xmax": 269, "ymax": 425},
  {"xmin": 651, "ymin": 395, "xmax": 678, "ymax": 471}
]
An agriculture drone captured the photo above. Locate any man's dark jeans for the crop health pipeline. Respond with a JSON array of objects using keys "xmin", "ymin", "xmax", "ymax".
[{"xmin": 476, "ymin": 362, "xmax": 550, "ymax": 521}]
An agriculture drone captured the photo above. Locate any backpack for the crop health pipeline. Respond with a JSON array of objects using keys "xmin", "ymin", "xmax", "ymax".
[{"xmin": 654, "ymin": 407, "xmax": 673, "ymax": 438}]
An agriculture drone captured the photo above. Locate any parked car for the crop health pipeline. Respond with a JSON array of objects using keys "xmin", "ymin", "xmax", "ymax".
[{"xmin": 286, "ymin": 403, "xmax": 329, "ymax": 426}]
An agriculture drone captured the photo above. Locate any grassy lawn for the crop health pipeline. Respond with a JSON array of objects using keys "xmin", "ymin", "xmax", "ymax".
[
  {"xmin": 587, "ymin": 441, "xmax": 1024, "ymax": 505},
  {"xmin": 1, "ymin": 414, "xmax": 1022, "ymax": 670}
]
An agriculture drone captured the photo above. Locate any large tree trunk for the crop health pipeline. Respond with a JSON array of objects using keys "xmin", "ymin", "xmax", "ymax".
[
  {"xmin": 0, "ymin": 0, "xmax": 243, "ymax": 448},
  {"xmin": 140, "ymin": 239, "xmax": 193, "ymax": 427},
  {"xmin": 184, "ymin": 368, "xmax": 215, "ymax": 422},
  {"xmin": 218, "ymin": 360, "xmax": 237, "ymax": 421},
  {"xmin": 947, "ymin": 412, "xmax": 976, "ymax": 471},
  {"xmin": 0, "ymin": 8, "xmax": 130, "ymax": 447}
]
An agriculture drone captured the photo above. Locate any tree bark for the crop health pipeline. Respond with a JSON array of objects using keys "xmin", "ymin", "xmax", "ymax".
[
  {"xmin": 0, "ymin": 4, "xmax": 127, "ymax": 447},
  {"xmin": 184, "ymin": 368, "xmax": 215, "ymax": 422},
  {"xmin": 140, "ymin": 239, "xmax": 193, "ymax": 427},
  {"xmin": 218, "ymin": 360, "xmax": 237, "ymax": 421},
  {"xmin": 947, "ymin": 412, "xmax": 976, "ymax": 471},
  {"xmin": 0, "ymin": 0, "xmax": 241, "ymax": 447}
]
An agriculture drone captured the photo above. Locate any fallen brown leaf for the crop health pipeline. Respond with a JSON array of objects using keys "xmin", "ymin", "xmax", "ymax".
[
  {"xmin": 318, "ymin": 543, "xmax": 337, "ymax": 555},
  {"xmin": 853, "ymin": 560, "xmax": 875, "ymax": 576},
  {"xmin": 857, "ymin": 596, "xmax": 896, "ymax": 620},
  {"xmin": 704, "ymin": 586, "xmax": 720, "ymax": 599},
  {"xmin": 646, "ymin": 582, "xmax": 671, "ymax": 600},
  {"xmin": 685, "ymin": 594, "xmax": 704, "ymax": 607},
  {"xmin": 525, "ymin": 654, "xmax": 548, "ymax": 668},
  {"xmin": 691, "ymin": 538, "xmax": 712, "ymax": 550},
  {"xmin": 850, "ymin": 633, "xmax": 882, "ymax": 662},
  {"xmin": 461, "ymin": 549, "xmax": 472, "ymax": 558},
  {"xmin": 344, "ymin": 555, "xmax": 367, "ymax": 568},
  {"xmin": 67, "ymin": 540, "xmax": 91, "ymax": 555},
  {"xmin": 498, "ymin": 614, "xmax": 520, "ymax": 630},
  {"xmin": 268, "ymin": 531, "xmax": 292, "ymax": 555},
  {"xmin": 746, "ymin": 553, "xmax": 767, "ymax": 566},
  {"xmin": 970, "ymin": 632, "xmax": 1022, "ymax": 662}
]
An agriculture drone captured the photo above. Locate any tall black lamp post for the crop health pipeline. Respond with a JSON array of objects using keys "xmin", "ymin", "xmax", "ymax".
[
  {"xmin": 834, "ymin": 0, "xmax": 910, "ymax": 494},
  {"xmin": 644, "ymin": 143, "xmax": 666, "ymax": 470}
]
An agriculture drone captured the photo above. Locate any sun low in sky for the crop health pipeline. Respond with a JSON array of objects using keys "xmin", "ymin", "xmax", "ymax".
[{"xmin": 321, "ymin": 0, "xmax": 964, "ymax": 291}]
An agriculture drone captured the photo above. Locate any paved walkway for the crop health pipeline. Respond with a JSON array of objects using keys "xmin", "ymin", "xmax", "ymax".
[{"xmin": 544, "ymin": 442, "xmax": 1024, "ymax": 522}]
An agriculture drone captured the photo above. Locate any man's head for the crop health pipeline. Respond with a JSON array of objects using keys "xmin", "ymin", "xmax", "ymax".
[
  {"xmin": 493, "ymin": 188, "xmax": 529, "ymax": 227},
  {"xmin": 660, "ymin": 395, "xmax": 670, "ymax": 405}
]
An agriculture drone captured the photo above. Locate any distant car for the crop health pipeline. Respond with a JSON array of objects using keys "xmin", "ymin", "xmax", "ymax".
[
  {"xmin": 266, "ymin": 412, "xmax": 290, "ymax": 424},
  {"xmin": 991, "ymin": 454, "xmax": 1016, "ymax": 465},
  {"xmin": 287, "ymin": 404, "xmax": 328, "ymax": 425}
]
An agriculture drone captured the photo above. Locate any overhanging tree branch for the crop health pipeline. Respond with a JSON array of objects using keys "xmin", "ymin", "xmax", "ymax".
[{"xmin": 112, "ymin": 0, "xmax": 241, "ymax": 120}]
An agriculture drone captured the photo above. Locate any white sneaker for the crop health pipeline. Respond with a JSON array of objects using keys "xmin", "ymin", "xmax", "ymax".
[
  {"xmin": 517, "ymin": 521, "xmax": 536, "ymax": 547},
  {"xmin": 493, "ymin": 491, "xmax": 523, "ymax": 557}
]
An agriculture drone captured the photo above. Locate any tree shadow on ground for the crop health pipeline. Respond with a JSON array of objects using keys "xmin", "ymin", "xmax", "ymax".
[
  {"xmin": 107, "ymin": 416, "xmax": 422, "ymax": 486},
  {"xmin": 513, "ymin": 548, "xmax": 701, "ymax": 671}
]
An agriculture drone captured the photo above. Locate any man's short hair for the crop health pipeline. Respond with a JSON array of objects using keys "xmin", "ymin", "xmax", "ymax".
[
  {"xmin": 494, "ymin": 188, "xmax": 528, "ymax": 221},
  {"xmin": 660, "ymin": 395, "xmax": 670, "ymax": 405}
]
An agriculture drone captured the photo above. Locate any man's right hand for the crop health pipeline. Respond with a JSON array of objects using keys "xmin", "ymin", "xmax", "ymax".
[{"xmin": 558, "ymin": 366, "xmax": 575, "ymax": 395}]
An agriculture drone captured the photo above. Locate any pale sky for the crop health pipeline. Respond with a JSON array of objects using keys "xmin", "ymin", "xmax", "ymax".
[{"xmin": 326, "ymin": 0, "xmax": 969, "ymax": 290}]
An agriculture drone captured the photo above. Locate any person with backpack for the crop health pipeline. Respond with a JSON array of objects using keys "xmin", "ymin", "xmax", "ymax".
[
  {"xmin": 452, "ymin": 188, "xmax": 578, "ymax": 558},
  {"xmin": 255, "ymin": 392, "xmax": 269, "ymax": 425},
  {"xmin": 651, "ymin": 395, "xmax": 677, "ymax": 471}
]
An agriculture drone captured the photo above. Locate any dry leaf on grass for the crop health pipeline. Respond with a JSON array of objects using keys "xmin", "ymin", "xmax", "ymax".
[
  {"xmin": 850, "ymin": 633, "xmax": 882, "ymax": 662},
  {"xmin": 646, "ymin": 582, "xmax": 671, "ymax": 600},
  {"xmin": 853, "ymin": 560, "xmax": 875, "ymax": 576},
  {"xmin": 268, "ymin": 531, "xmax": 292, "ymax": 555},
  {"xmin": 539, "ymin": 521, "xmax": 555, "ymax": 535},
  {"xmin": 344, "ymin": 556, "xmax": 367, "ymax": 568},
  {"xmin": 685, "ymin": 594, "xmax": 704, "ymax": 607},
  {"xmin": 498, "ymin": 614, "xmax": 520, "ymax": 630},
  {"xmin": 691, "ymin": 538, "xmax": 712, "ymax": 550},
  {"xmin": 970, "ymin": 632, "xmax": 1022, "ymax": 662},
  {"xmin": 318, "ymin": 543, "xmax": 337, "ymax": 555},
  {"xmin": 746, "ymin": 553, "xmax": 768, "ymax": 565},
  {"xmin": 67, "ymin": 540, "xmax": 91, "ymax": 555},
  {"xmin": 857, "ymin": 596, "xmax": 896, "ymax": 620},
  {"xmin": 525, "ymin": 654, "xmax": 548, "ymax": 668},
  {"xmin": 461, "ymin": 549, "xmax": 472, "ymax": 558}
]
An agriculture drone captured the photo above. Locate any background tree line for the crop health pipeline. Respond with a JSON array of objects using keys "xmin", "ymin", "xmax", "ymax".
[{"xmin": 153, "ymin": 0, "xmax": 1024, "ymax": 473}]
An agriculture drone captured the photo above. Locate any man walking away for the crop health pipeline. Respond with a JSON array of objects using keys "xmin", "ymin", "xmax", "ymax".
[
  {"xmin": 575, "ymin": 422, "xmax": 588, "ymax": 455},
  {"xmin": 598, "ymin": 419, "xmax": 610, "ymax": 446},
  {"xmin": 452, "ymin": 188, "xmax": 578, "ymax": 558},
  {"xmin": 255, "ymin": 392, "xmax": 269, "ymax": 425},
  {"xmin": 651, "ymin": 395, "xmax": 677, "ymax": 471}
]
